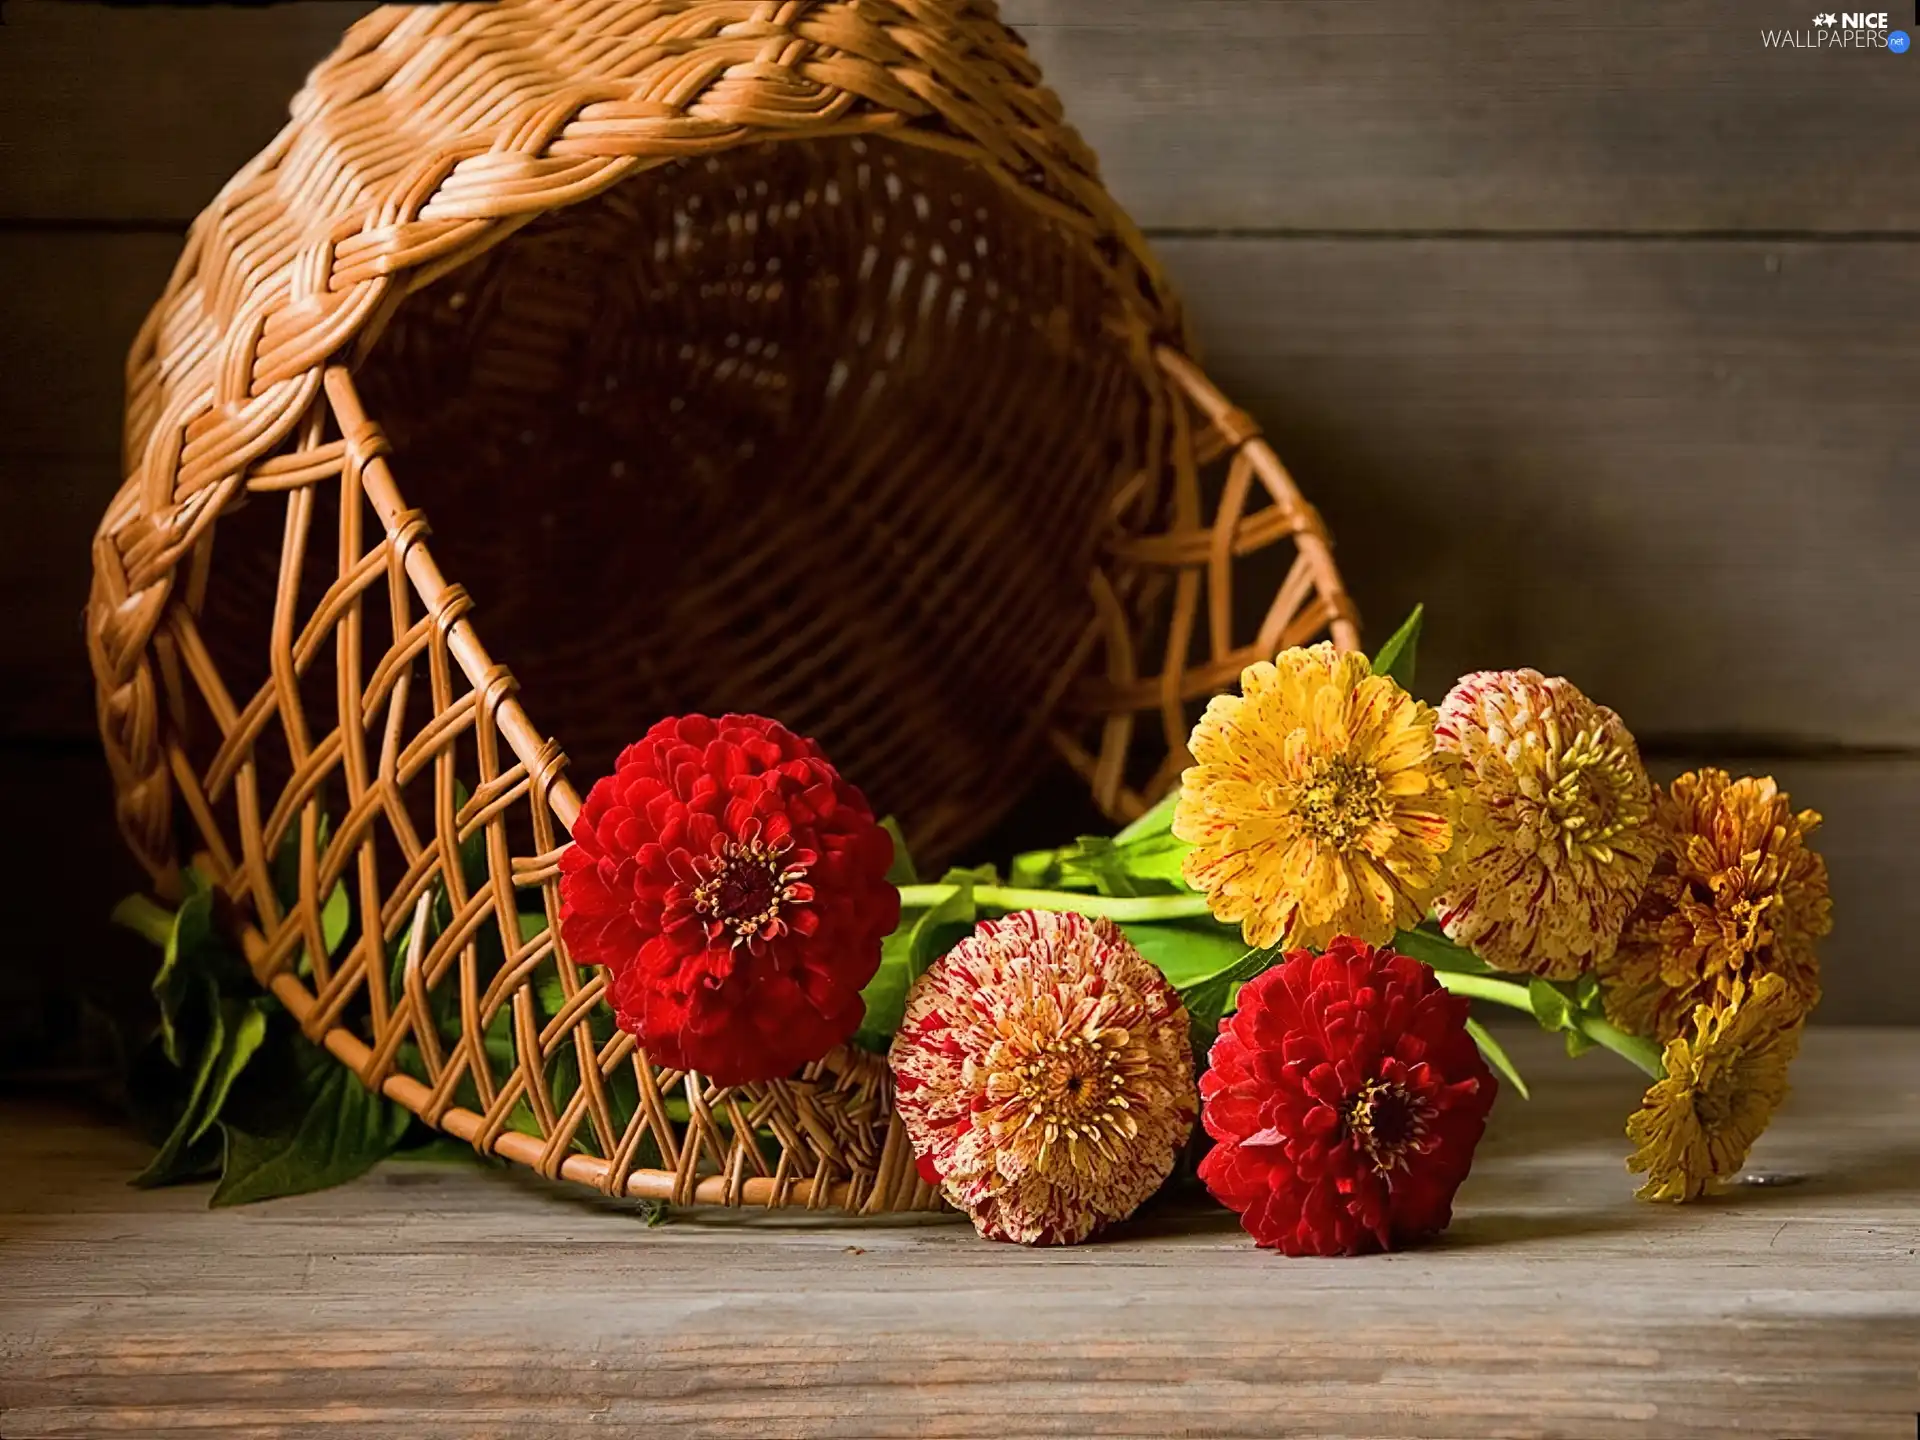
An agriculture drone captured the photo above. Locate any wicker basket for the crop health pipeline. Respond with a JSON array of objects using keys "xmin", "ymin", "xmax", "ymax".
[{"xmin": 86, "ymin": 0, "xmax": 1356, "ymax": 1212}]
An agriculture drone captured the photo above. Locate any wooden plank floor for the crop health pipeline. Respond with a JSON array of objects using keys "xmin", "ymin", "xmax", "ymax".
[{"xmin": 2, "ymin": 1029, "xmax": 1915, "ymax": 1439}]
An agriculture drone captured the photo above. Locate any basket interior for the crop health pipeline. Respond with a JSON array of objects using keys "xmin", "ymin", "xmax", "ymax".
[{"xmin": 230, "ymin": 135, "xmax": 1156, "ymax": 861}]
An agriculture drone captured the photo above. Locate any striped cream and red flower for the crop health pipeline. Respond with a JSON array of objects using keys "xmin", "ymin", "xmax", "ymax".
[
  {"xmin": 1432, "ymin": 670, "xmax": 1657, "ymax": 978},
  {"xmin": 889, "ymin": 911, "xmax": 1195, "ymax": 1245}
]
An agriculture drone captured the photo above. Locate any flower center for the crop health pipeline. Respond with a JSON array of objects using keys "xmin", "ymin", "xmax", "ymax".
[
  {"xmin": 1292, "ymin": 756, "xmax": 1387, "ymax": 848},
  {"xmin": 1017, "ymin": 1038, "xmax": 1115, "ymax": 1123},
  {"xmin": 1546, "ymin": 730, "xmax": 1645, "ymax": 855},
  {"xmin": 1723, "ymin": 890, "xmax": 1780, "ymax": 955},
  {"xmin": 690, "ymin": 835, "xmax": 811, "ymax": 946},
  {"xmin": 1691, "ymin": 1066, "xmax": 1745, "ymax": 1129},
  {"xmin": 985, "ymin": 1026, "xmax": 1142, "ymax": 1171},
  {"xmin": 1346, "ymin": 1079, "xmax": 1433, "ymax": 1174}
]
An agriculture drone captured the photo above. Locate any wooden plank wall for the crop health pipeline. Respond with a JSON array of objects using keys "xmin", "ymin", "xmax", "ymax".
[{"xmin": 0, "ymin": 0, "xmax": 1913, "ymax": 1029}]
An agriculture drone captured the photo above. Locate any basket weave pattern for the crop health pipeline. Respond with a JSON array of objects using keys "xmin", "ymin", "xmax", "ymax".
[{"xmin": 86, "ymin": 0, "xmax": 1356, "ymax": 1211}]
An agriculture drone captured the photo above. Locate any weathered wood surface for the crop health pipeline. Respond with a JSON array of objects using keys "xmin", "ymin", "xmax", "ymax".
[
  {"xmin": 1164, "ymin": 236, "xmax": 1920, "ymax": 747},
  {"xmin": 5, "ymin": 0, "xmax": 1917, "ymax": 231},
  {"xmin": 1004, "ymin": 0, "xmax": 1920, "ymax": 234},
  {"xmin": 0, "ymin": 0, "xmax": 375, "ymax": 224},
  {"xmin": 2, "ymin": 1029, "xmax": 1916, "ymax": 1438},
  {"xmin": 6, "ymin": 231, "xmax": 1917, "ymax": 748}
]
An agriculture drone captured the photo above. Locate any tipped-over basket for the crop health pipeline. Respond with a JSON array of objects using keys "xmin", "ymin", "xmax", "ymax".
[{"xmin": 86, "ymin": 0, "xmax": 1356, "ymax": 1212}]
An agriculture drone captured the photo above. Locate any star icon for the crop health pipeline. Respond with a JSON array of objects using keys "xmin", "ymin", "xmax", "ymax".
[{"xmin": 1813, "ymin": 11, "xmax": 1837, "ymax": 24}]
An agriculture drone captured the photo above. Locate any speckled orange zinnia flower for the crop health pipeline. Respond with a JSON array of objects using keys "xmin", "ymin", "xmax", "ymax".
[
  {"xmin": 1626, "ymin": 973, "xmax": 1803, "ymax": 1202},
  {"xmin": 1432, "ymin": 670, "xmax": 1657, "ymax": 979},
  {"xmin": 889, "ymin": 911, "xmax": 1195, "ymax": 1245},
  {"xmin": 1600, "ymin": 769, "xmax": 1829, "ymax": 1042},
  {"xmin": 1174, "ymin": 643, "xmax": 1458, "ymax": 951}
]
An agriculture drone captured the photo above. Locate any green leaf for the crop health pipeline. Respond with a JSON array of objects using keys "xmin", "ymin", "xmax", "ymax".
[
  {"xmin": 321, "ymin": 881, "xmax": 351, "ymax": 952},
  {"xmin": 133, "ymin": 998, "xmax": 272, "ymax": 1184},
  {"xmin": 853, "ymin": 868, "xmax": 992, "ymax": 1052},
  {"xmin": 1111, "ymin": 831, "xmax": 1193, "ymax": 886},
  {"xmin": 853, "ymin": 925, "xmax": 918, "ymax": 1053},
  {"xmin": 911, "ymin": 868, "xmax": 988, "ymax": 977},
  {"xmin": 125, "ymin": 1034, "xmax": 218, "ymax": 1166},
  {"xmin": 1391, "ymin": 926, "xmax": 1493, "ymax": 976},
  {"xmin": 1053, "ymin": 832, "xmax": 1191, "ymax": 897},
  {"xmin": 482, "ymin": 1003, "xmax": 517, "ymax": 1071},
  {"xmin": 1006, "ymin": 846, "xmax": 1062, "ymax": 889},
  {"xmin": 212, "ymin": 1049, "xmax": 411, "ymax": 1206},
  {"xmin": 1465, "ymin": 1018, "xmax": 1531, "ymax": 1101},
  {"xmin": 188, "ymin": 1001, "xmax": 270, "ymax": 1145},
  {"xmin": 1054, "ymin": 836, "xmax": 1144, "ymax": 897},
  {"xmin": 131, "ymin": 1124, "xmax": 222, "ymax": 1188},
  {"xmin": 1114, "ymin": 787, "xmax": 1181, "ymax": 845},
  {"xmin": 1177, "ymin": 943, "xmax": 1284, "ymax": 1058},
  {"xmin": 151, "ymin": 890, "xmax": 217, "ymax": 1066},
  {"xmin": 394, "ymin": 1135, "xmax": 488, "ymax": 1165},
  {"xmin": 879, "ymin": 817, "xmax": 919, "ymax": 887},
  {"xmin": 1564, "ymin": 1027, "xmax": 1597, "ymax": 1059},
  {"xmin": 131, "ymin": 1001, "xmax": 226, "ymax": 1188},
  {"xmin": 1527, "ymin": 978, "xmax": 1573, "ymax": 1034},
  {"xmin": 296, "ymin": 879, "xmax": 353, "ymax": 977},
  {"xmin": 507, "ymin": 1044, "xmax": 581, "ymax": 1142},
  {"xmin": 1574, "ymin": 971, "xmax": 1601, "ymax": 1010},
  {"xmin": 1370, "ymin": 603, "xmax": 1425, "ymax": 691},
  {"xmin": 271, "ymin": 811, "xmax": 333, "ymax": 915},
  {"xmin": 1122, "ymin": 921, "xmax": 1250, "ymax": 990}
]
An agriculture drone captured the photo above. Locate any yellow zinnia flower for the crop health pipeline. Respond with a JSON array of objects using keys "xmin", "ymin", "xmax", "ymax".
[
  {"xmin": 1600, "ymin": 769, "xmax": 1829, "ymax": 1043},
  {"xmin": 1174, "ymin": 643, "xmax": 1458, "ymax": 951},
  {"xmin": 1626, "ymin": 973, "xmax": 1803, "ymax": 1202}
]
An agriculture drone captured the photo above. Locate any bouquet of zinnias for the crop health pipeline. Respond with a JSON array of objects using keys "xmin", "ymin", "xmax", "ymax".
[{"xmin": 553, "ymin": 609, "xmax": 1831, "ymax": 1251}]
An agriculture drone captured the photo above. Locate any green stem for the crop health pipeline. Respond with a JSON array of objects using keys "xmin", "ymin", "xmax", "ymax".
[
  {"xmin": 1434, "ymin": 970, "xmax": 1667, "ymax": 1080},
  {"xmin": 1432, "ymin": 970, "xmax": 1537, "ymax": 1014},
  {"xmin": 1113, "ymin": 789, "xmax": 1179, "ymax": 845},
  {"xmin": 110, "ymin": 893, "xmax": 177, "ymax": 948},
  {"xmin": 894, "ymin": 883, "xmax": 1215, "ymax": 924},
  {"xmin": 1572, "ymin": 1013, "xmax": 1667, "ymax": 1080}
]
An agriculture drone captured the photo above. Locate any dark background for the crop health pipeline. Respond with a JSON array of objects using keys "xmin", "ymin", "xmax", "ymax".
[{"xmin": 0, "ymin": 0, "xmax": 1914, "ymax": 1071}]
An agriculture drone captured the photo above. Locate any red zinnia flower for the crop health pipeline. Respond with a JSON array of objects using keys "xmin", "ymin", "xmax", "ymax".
[
  {"xmin": 1198, "ymin": 936, "xmax": 1497, "ymax": 1255},
  {"xmin": 558, "ymin": 714, "xmax": 899, "ymax": 1087}
]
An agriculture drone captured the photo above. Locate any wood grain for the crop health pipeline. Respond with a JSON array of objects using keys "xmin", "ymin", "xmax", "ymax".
[
  {"xmin": 1163, "ymin": 235, "xmax": 1920, "ymax": 747},
  {"xmin": 6, "ymin": 230, "xmax": 1916, "ymax": 749},
  {"xmin": 7, "ymin": 0, "xmax": 1918, "ymax": 231},
  {"xmin": 2, "ymin": 1027, "xmax": 1915, "ymax": 1438},
  {"xmin": 1003, "ymin": 0, "xmax": 1920, "ymax": 234},
  {"xmin": 0, "ymin": 0, "xmax": 374, "ymax": 224},
  {"xmin": 0, "ymin": 230, "xmax": 177, "ymax": 466},
  {"xmin": 2, "ymin": 461, "xmax": 119, "ymax": 740}
]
